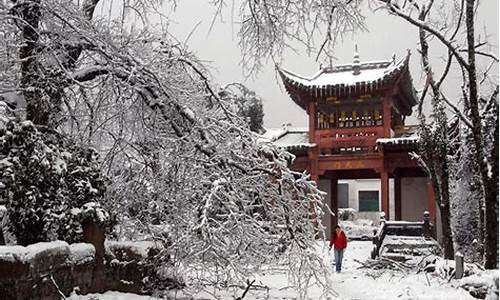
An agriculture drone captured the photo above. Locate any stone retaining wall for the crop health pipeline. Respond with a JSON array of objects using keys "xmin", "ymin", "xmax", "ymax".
[
  {"xmin": 0, "ymin": 206, "xmax": 179, "ymax": 299},
  {"xmin": 0, "ymin": 241, "xmax": 95, "ymax": 300},
  {"xmin": 0, "ymin": 240, "xmax": 167, "ymax": 299}
]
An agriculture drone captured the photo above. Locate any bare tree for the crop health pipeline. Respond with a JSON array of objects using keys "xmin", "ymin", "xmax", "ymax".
[
  {"xmin": 209, "ymin": 0, "xmax": 366, "ymax": 75},
  {"xmin": 0, "ymin": 0, "xmax": 336, "ymax": 295},
  {"xmin": 374, "ymin": 0, "xmax": 498, "ymax": 268}
]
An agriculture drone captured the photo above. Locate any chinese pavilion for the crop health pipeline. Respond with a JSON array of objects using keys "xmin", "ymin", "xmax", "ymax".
[{"xmin": 276, "ymin": 49, "xmax": 437, "ymax": 237}]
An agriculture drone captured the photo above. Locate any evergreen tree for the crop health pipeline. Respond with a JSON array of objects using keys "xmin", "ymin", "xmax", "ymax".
[{"xmin": 0, "ymin": 120, "xmax": 110, "ymax": 245}]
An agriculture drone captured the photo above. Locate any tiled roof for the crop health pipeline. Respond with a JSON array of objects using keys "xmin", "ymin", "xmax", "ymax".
[
  {"xmin": 278, "ymin": 59, "xmax": 399, "ymax": 88},
  {"xmin": 277, "ymin": 51, "xmax": 417, "ymax": 113},
  {"xmin": 264, "ymin": 127, "xmax": 314, "ymax": 150}
]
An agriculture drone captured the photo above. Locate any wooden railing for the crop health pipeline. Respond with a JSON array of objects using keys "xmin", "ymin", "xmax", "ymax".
[
  {"xmin": 315, "ymin": 126, "xmax": 385, "ymax": 152},
  {"xmin": 370, "ymin": 211, "xmax": 436, "ymax": 259}
]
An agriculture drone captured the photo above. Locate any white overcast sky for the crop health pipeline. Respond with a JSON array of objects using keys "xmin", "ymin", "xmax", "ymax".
[{"xmin": 125, "ymin": 0, "xmax": 499, "ymax": 129}]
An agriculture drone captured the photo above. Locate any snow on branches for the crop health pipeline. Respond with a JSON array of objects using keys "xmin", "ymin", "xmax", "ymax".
[
  {"xmin": 0, "ymin": 120, "xmax": 111, "ymax": 245},
  {"xmin": 0, "ymin": 0, "xmax": 334, "ymax": 295}
]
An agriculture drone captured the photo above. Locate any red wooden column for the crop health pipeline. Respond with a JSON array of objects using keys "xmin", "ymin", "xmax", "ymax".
[
  {"xmin": 426, "ymin": 178, "xmax": 437, "ymax": 225},
  {"xmin": 307, "ymin": 159, "xmax": 319, "ymax": 234},
  {"xmin": 394, "ymin": 175, "xmax": 402, "ymax": 220},
  {"xmin": 308, "ymin": 155, "xmax": 319, "ymax": 232},
  {"xmin": 330, "ymin": 175, "xmax": 338, "ymax": 233},
  {"xmin": 383, "ymin": 93, "xmax": 392, "ymax": 137},
  {"xmin": 308, "ymin": 101, "xmax": 317, "ymax": 144},
  {"xmin": 380, "ymin": 170, "xmax": 390, "ymax": 220},
  {"xmin": 307, "ymin": 101, "xmax": 319, "ymax": 183},
  {"xmin": 307, "ymin": 100, "xmax": 320, "ymax": 232}
]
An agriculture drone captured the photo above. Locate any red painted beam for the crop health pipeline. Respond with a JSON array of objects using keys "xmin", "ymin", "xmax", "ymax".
[{"xmin": 318, "ymin": 137, "xmax": 379, "ymax": 149}]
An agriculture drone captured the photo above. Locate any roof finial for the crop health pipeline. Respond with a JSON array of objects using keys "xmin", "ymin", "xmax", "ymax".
[{"xmin": 352, "ymin": 44, "xmax": 361, "ymax": 75}]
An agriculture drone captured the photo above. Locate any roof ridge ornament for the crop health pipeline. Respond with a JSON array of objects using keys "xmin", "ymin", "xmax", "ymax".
[{"xmin": 353, "ymin": 44, "xmax": 361, "ymax": 75}]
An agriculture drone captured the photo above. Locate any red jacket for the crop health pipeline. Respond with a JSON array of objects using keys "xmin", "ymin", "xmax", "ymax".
[{"xmin": 330, "ymin": 231, "xmax": 348, "ymax": 249}]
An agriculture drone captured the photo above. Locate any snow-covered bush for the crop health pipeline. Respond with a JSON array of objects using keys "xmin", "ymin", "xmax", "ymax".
[
  {"xmin": 338, "ymin": 208, "xmax": 356, "ymax": 221},
  {"xmin": 0, "ymin": 120, "xmax": 111, "ymax": 245}
]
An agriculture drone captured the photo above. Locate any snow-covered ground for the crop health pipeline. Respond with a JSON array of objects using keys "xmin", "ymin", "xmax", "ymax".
[
  {"xmin": 69, "ymin": 241, "xmax": 488, "ymax": 300},
  {"xmin": 339, "ymin": 219, "xmax": 377, "ymax": 239}
]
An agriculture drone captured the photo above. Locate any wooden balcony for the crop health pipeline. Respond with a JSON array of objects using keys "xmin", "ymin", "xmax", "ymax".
[{"xmin": 314, "ymin": 126, "xmax": 385, "ymax": 150}]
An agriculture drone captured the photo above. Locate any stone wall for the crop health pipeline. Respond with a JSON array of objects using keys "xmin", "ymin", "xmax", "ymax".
[
  {"xmin": 0, "ymin": 241, "xmax": 95, "ymax": 300},
  {"xmin": 0, "ymin": 240, "xmax": 169, "ymax": 299}
]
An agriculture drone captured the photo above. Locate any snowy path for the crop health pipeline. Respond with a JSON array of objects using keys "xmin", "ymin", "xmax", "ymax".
[
  {"xmin": 70, "ymin": 241, "xmax": 476, "ymax": 300},
  {"xmin": 326, "ymin": 241, "xmax": 474, "ymax": 300}
]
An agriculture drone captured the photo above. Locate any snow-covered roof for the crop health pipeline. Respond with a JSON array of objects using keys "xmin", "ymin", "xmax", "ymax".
[
  {"xmin": 261, "ymin": 127, "xmax": 290, "ymax": 141},
  {"xmin": 265, "ymin": 127, "xmax": 314, "ymax": 150},
  {"xmin": 376, "ymin": 126, "xmax": 419, "ymax": 146},
  {"xmin": 278, "ymin": 51, "xmax": 417, "ymax": 113},
  {"xmin": 274, "ymin": 131, "xmax": 312, "ymax": 149},
  {"xmin": 376, "ymin": 136, "xmax": 418, "ymax": 145},
  {"xmin": 279, "ymin": 59, "xmax": 398, "ymax": 87},
  {"xmin": 265, "ymin": 125, "xmax": 420, "ymax": 151}
]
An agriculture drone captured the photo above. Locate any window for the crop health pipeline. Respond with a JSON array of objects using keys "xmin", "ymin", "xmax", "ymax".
[{"xmin": 358, "ymin": 191, "xmax": 379, "ymax": 212}]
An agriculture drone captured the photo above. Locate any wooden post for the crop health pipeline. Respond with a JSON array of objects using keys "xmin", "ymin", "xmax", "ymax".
[
  {"xmin": 308, "ymin": 101, "xmax": 319, "ymax": 183},
  {"xmin": 308, "ymin": 148, "xmax": 320, "ymax": 233},
  {"xmin": 423, "ymin": 211, "xmax": 431, "ymax": 238},
  {"xmin": 383, "ymin": 93, "xmax": 392, "ymax": 137},
  {"xmin": 394, "ymin": 175, "xmax": 402, "ymax": 220},
  {"xmin": 455, "ymin": 252, "xmax": 464, "ymax": 279},
  {"xmin": 331, "ymin": 176, "xmax": 338, "ymax": 232},
  {"xmin": 82, "ymin": 221, "xmax": 106, "ymax": 292},
  {"xmin": 308, "ymin": 101, "xmax": 317, "ymax": 144},
  {"xmin": 307, "ymin": 101, "xmax": 320, "ymax": 234},
  {"xmin": 380, "ymin": 171, "xmax": 390, "ymax": 220}
]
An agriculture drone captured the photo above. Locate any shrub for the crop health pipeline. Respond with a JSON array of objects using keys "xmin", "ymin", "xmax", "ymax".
[{"xmin": 0, "ymin": 121, "xmax": 111, "ymax": 245}]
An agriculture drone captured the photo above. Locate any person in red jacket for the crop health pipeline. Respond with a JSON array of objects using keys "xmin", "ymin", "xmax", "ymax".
[{"xmin": 329, "ymin": 225, "xmax": 348, "ymax": 272}]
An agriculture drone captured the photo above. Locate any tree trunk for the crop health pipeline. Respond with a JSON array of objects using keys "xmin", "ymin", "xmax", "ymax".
[
  {"xmin": 13, "ymin": 0, "xmax": 49, "ymax": 125},
  {"xmin": 440, "ymin": 200, "xmax": 454, "ymax": 258},
  {"xmin": 465, "ymin": 0, "xmax": 498, "ymax": 269},
  {"xmin": 417, "ymin": 10, "xmax": 454, "ymax": 259},
  {"xmin": 13, "ymin": 0, "xmax": 93, "ymax": 127},
  {"xmin": 438, "ymin": 166, "xmax": 454, "ymax": 259}
]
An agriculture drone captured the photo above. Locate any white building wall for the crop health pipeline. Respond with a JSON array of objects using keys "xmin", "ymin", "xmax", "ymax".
[
  {"xmin": 339, "ymin": 179, "xmax": 394, "ymax": 224},
  {"xmin": 318, "ymin": 177, "xmax": 429, "ymax": 229}
]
